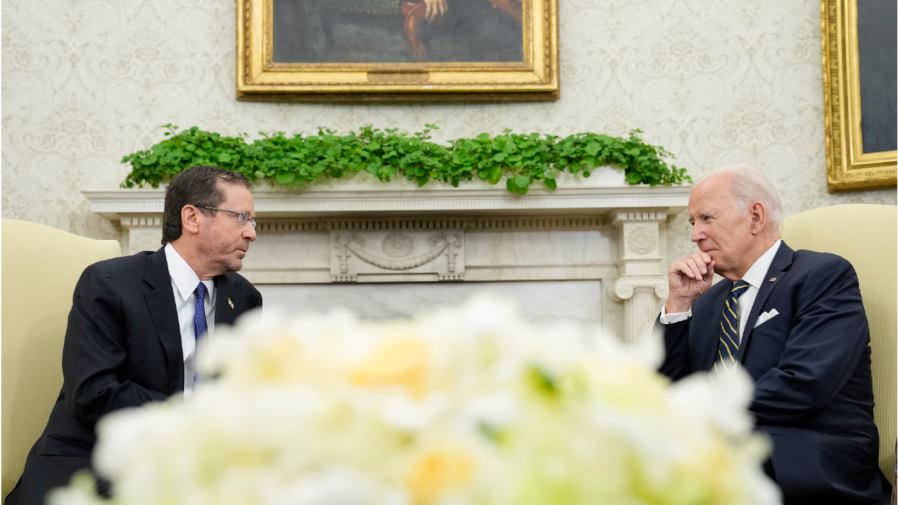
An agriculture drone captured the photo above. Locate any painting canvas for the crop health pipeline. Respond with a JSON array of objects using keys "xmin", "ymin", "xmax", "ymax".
[
  {"xmin": 821, "ymin": 0, "xmax": 896, "ymax": 191},
  {"xmin": 855, "ymin": 0, "xmax": 896, "ymax": 155},
  {"xmin": 272, "ymin": 0, "xmax": 524, "ymax": 64},
  {"xmin": 236, "ymin": 0, "xmax": 558, "ymax": 101}
]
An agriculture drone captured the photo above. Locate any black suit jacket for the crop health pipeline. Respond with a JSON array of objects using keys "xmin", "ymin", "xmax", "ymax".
[
  {"xmin": 659, "ymin": 242, "xmax": 891, "ymax": 505},
  {"xmin": 6, "ymin": 248, "xmax": 263, "ymax": 504}
]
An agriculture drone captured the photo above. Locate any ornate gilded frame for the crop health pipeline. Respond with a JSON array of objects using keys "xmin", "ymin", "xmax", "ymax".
[
  {"xmin": 820, "ymin": 0, "xmax": 896, "ymax": 192},
  {"xmin": 236, "ymin": 0, "xmax": 559, "ymax": 102}
]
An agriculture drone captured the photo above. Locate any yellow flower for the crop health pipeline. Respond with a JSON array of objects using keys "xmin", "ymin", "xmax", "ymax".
[
  {"xmin": 404, "ymin": 448, "xmax": 475, "ymax": 505},
  {"xmin": 234, "ymin": 333, "xmax": 306, "ymax": 383},
  {"xmin": 349, "ymin": 336, "xmax": 430, "ymax": 397}
]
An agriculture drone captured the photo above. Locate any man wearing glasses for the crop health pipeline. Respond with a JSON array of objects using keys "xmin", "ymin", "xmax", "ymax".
[{"xmin": 6, "ymin": 166, "xmax": 263, "ymax": 504}]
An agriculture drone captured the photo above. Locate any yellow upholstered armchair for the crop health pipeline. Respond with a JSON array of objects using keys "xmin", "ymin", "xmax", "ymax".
[
  {"xmin": 1, "ymin": 220, "xmax": 120, "ymax": 497},
  {"xmin": 782, "ymin": 204, "xmax": 896, "ymax": 484}
]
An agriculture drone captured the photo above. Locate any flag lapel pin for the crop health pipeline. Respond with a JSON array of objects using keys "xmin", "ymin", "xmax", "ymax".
[
  {"xmin": 769, "ymin": 277, "xmax": 777, "ymax": 282},
  {"xmin": 228, "ymin": 298, "xmax": 234, "ymax": 309}
]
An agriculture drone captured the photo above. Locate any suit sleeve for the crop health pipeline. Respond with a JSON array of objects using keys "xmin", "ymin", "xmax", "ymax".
[
  {"xmin": 62, "ymin": 262, "xmax": 168, "ymax": 425},
  {"xmin": 750, "ymin": 258, "xmax": 869, "ymax": 425},
  {"xmin": 657, "ymin": 316, "xmax": 692, "ymax": 381}
]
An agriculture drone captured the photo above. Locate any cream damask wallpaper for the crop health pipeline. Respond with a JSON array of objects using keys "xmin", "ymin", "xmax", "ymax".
[{"xmin": 2, "ymin": 0, "xmax": 895, "ymax": 260}]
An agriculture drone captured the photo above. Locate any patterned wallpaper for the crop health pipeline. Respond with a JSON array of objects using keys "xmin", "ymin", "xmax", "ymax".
[{"xmin": 3, "ymin": 0, "xmax": 895, "ymax": 260}]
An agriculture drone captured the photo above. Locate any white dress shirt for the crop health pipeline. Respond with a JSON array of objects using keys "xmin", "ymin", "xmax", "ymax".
[
  {"xmin": 660, "ymin": 240, "xmax": 782, "ymax": 343},
  {"xmin": 164, "ymin": 243, "xmax": 215, "ymax": 400}
]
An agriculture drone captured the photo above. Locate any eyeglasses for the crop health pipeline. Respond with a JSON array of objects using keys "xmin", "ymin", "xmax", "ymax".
[{"xmin": 196, "ymin": 206, "xmax": 257, "ymax": 229}]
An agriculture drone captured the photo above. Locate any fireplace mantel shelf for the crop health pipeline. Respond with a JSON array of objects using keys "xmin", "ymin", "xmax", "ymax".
[{"xmin": 83, "ymin": 185, "xmax": 691, "ymax": 219}]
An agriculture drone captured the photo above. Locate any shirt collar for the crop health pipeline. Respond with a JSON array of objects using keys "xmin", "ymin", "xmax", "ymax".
[
  {"xmin": 164, "ymin": 243, "xmax": 214, "ymax": 301},
  {"xmin": 741, "ymin": 239, "xmax": 782, "ymax": 289}
]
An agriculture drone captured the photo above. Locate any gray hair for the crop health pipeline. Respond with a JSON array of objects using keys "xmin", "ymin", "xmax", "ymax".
[{"xmin": 697, "ymin": 165, "xmax": 783, "ymax": 234}]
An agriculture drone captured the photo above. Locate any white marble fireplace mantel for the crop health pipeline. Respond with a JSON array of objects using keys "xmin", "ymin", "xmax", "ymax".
[{"xmin": 83, "ymin": 184, "xmax": 690, "ymax": 342}]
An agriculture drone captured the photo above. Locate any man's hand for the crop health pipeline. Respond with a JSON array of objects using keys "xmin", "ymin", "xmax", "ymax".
[
  {"xmin": 424, "ymin": 0, "xmax": 447, "ymax": 22},
  {"xmin": 665, "ymin": 252, "xmax": 715, "ymax": 313}
]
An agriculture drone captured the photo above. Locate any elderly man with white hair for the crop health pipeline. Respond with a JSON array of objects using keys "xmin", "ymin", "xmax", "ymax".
[{"xmin": 657, "ymin": 165, "xmax": 892, "ymax": 504}]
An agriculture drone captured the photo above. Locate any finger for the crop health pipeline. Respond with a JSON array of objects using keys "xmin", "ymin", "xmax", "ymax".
[
  {"xmin": 705, "ymin": 261, "xmax": 716, "ymax": 281},
  {"xmin": 700, "ymin": 251, "xmax": 711, "ymax": 264},
  {"xmin": 441, "ymin": 0, "xmax": 448, "ymax": 14},
  {"xmin": 684, "ymin": 258, "xmax": 704, "ymax": 279},
  {"xmin": 673, "ymin": 261, "xmax": 697, "ymax": 279},
  {"xmin": 689, "ymin": 254, "xmax": 709, "ymax": 275},
  {"xmin": 426, "ymin": 4, "xmax": 433, "ymax": 19}
]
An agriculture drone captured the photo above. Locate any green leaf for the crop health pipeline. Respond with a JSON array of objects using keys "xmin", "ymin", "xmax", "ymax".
[
  {"xmin": 545, "ymin": 178, "xmax": 557, "ymax": 190},
  {"xmin": 218, "ymin": 153, "xmax": 231, "ymax": 163},
  {"xmin": 513, "ymin": 175, "xmax": 530, "ymax": 188},
  {"xmin": 276, "ymin": 173, "xmax": 295, "ymax": 185},
  {"xmin": 487, "ymin": 166, "xmax": 501, "ymax": 185}
]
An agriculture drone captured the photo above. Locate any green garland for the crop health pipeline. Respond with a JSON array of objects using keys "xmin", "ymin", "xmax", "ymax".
[{"xmin": 121, "ymin": 125, "xmax": 690, "ymax": 194}]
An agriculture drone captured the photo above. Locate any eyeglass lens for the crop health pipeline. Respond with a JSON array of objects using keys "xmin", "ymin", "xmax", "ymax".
[{"xmin": 238, "ymin": 212, "xmax": 257, "ymax": 229}]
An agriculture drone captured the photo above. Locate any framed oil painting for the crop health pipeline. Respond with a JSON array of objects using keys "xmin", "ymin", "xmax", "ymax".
[
  {"xmin": 236, "ymin": 0, "xmax": 559, "ymax": 102},
  {"xmin": 821, "ymin": 0, "xmax": 896, "ymax": 192}
]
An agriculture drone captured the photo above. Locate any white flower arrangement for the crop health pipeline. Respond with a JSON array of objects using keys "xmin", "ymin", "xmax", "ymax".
[{"xmin": 50, "ymin": 296, "xmax": 780, "ymax": 505}]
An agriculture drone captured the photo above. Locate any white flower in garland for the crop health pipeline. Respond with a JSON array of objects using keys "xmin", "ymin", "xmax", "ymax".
[{"xmin": 49, "ymin": 296, "xmax": 780, "ymax": 505}]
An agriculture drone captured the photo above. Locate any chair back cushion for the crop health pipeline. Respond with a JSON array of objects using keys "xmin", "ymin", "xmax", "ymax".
[
  {"xmin": 782, "ymin": 204, "xmax": 896, "ymax": 482},
  {"xmin": 1, "ymin": 220, "xmax": 120, "ymax": 496}
]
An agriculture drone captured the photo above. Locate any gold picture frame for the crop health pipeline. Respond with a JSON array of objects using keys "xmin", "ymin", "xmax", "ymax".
[
  {"xmin": 821, "ymin": 0, "xmax": 896, "ymax": 192},
  {"xmin": 236, "ymin": 0, "xmax": 559, "ymax": 102}
]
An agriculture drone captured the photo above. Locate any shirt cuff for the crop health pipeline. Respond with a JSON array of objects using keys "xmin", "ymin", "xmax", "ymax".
[{"xmin": 659, "ymin": 305, "xmax": 691, "ymax": 324}]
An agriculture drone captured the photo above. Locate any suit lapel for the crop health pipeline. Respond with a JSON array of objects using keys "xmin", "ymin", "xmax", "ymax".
[
  {"xmin": 698, "ymin": 282, "xmax": 732, "ymax": 370},
  {"xmin": 737, "ymin": 242, "xmax": 794, "ymax": 361},
  {"xmin": 143, "ymin": 248, "xmax": 184, "ymax": 394},
  {"xmin": 214, "ymin": 274, "xmax": 237, "ymax": 327}
]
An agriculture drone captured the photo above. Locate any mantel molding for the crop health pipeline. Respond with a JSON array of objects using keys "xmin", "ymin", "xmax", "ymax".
[{"xmin": 82, "ymin": 185, "xmax": 691, "ymax": 220}]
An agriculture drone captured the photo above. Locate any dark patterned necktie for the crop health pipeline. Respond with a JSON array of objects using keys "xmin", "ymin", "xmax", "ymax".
[
  {"xmin": 714, "ymin": 279, "xmax": 750, "ymax": 376},
  {"xmin": 193, "ymin": 282, "xmax": 208, "ymax": 385}
]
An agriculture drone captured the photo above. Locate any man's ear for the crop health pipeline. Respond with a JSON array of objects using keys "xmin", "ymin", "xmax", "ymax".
[
  {"xmin": 181, "ymin": 205, "xmax": 202, "ymax": 236},
  {"xmin": 749, "ymin": 202, "xmax": 766, "ymax": 235}
]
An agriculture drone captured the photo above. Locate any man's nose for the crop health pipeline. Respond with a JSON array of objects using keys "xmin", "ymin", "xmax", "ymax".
[
  {"xmin": 691, "ymin": 223, "xmax": 704, "ymax": 243},
  {"xmin": 244, "ymin": 225, "xmax": 257, "ymax": 241}
]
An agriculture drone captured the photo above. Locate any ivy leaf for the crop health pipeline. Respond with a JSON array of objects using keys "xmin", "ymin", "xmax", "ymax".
[
  {"xmin": 487, "ymin": 166, "xmax": 502, "ymax": 185},
  {"xmin": 218, "ymin": 153, "xmax": 231, "ymax": 163},
  {"xmin": 276, "ymin": 173, "xmax": 295, "ymax": 185}
]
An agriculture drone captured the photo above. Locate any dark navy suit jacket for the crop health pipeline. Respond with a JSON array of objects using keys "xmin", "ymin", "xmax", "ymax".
[
  {"xmin": 6, "ymin": 248, "xmax": 263, "ymax": 505},
  {"xmin": 659, "ymin": 242, "xmax": 891, "ymax": 505}
]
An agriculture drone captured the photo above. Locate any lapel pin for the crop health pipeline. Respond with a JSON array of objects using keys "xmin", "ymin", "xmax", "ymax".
[
  {"xmin": 228, "ymin": 298, "xmax": 234, "ymax": 309},
  {"xmin": 769, "ymin": 277, "xmax": 777, "ymax": 282}
]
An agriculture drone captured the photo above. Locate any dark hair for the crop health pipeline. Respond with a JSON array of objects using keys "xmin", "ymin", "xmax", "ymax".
[{"xmin": 161, "ymin": 166, "xmax": 252, "ymax": 245}]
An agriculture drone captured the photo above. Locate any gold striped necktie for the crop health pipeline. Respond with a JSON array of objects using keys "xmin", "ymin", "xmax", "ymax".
[{"xmin": 712, "ymin": 279, "xmax": 750, "ymax": 377}]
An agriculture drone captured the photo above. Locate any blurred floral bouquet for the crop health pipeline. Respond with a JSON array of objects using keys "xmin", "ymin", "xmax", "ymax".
[{"xmin": 51, "ymin": 297, "xmax": 779, "ymax": 505}]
